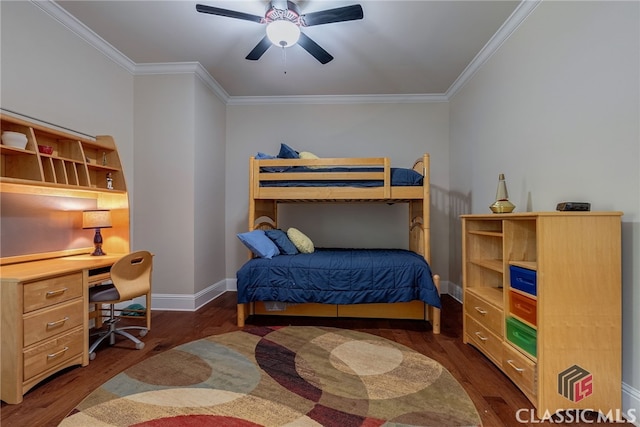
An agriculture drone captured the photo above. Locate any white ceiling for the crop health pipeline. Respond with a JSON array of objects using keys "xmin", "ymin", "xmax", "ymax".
[{"xmin": 54, "ymin": 0, "xmax": 523, "ymax": 98}]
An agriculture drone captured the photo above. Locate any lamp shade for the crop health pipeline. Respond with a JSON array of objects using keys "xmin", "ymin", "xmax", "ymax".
[
  {"xmin": 82, "ymin": 210, "xmax": 112, "ymax": 229},
  {"xmin": 266, "ymin": 20, "xmax": 300, "ymax": 47}
]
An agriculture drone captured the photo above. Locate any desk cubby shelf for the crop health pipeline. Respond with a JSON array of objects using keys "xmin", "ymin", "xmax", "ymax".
[{"xmin": 1, "ymin": 114, "xmax": 125, "ymax": 192}]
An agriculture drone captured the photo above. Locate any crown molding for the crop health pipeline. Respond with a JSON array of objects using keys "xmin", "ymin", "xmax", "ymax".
[
  {"xmin": 446, "ymin": 0, "xmax": 542, "ymax": 98},
  {"xmin": 32, "ymin": 0, "xmax": 537, "ymax": 105},
  {"xmin": 226, "ymin": 93, "xmax": 448, "ymax": 106},
  {"xmin": 134, "ymin": 63, "xmax": 230, "ymax": 103},
  {"xmin": 31, "ymin": 0, "xmax": 136, "ymax": 74}
]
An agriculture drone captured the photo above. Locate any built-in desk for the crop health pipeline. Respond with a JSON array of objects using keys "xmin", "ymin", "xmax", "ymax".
[
  {"xmin": 1, "ymin": 253, "xmax": 125, "ymax": 404},
  {"xmin": 1, "ymin": 114, "xmax": 132, "ymax": 404}
]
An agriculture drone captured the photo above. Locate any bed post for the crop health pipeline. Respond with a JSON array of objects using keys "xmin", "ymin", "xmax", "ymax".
[
  {"xmin": 422, "ymin": 153, "xmax": 431, "ymax": 264},
  {"xmin": 241, "ymin": 157, "xmax": 276, "ymax": 327},
  {"xmin": 238, "ymin": 303, "xmax": 252, "ymax": 327},
  {"xmin": 249, "ymin": 156, "xmax": 257, "ymax": 231},
  {"xmin": 429, "ymin": 274, "xmax": 441, "ymax": 334},
  {"xmin": 423, "ymin": 155, "xmax": 439, "ymax": 334},
  {"xmin": 240, "ymin": 158, "xmax": 259, "ymax": 328}
]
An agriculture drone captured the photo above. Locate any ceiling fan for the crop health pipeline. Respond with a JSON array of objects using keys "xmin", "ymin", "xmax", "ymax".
[{"xmin": 196, "ymin": 1, "xmax": 363, "ymax": 64}]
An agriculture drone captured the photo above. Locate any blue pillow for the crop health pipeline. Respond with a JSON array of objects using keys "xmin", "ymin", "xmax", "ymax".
[
  {"xmin": 278, "ymin": 143, "xmax": 299, "ymax": 159},
  {"xmin": 264, "ymin": 229, "xmax": 299, "ymax": 255},
  {"xmin": 390, "ymin": 168, "xmax": 424, "ymax": 186},
  {"xmin": 237, "ymin": 230, "xmax": 280, "ymax": 259}
]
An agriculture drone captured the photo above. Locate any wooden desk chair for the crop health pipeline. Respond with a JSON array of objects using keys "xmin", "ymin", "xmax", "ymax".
[{"xmin": 88, "ymin": 251, "xmax": 152, "ymax": 360}]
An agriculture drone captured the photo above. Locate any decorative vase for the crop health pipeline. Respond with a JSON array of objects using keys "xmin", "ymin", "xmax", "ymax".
[{"xmin": 490, "ymin": 173, "xmax": 515, "ymax": 213}]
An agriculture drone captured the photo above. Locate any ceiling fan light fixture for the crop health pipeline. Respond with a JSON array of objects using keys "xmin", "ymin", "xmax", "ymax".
[{"xmin": 266, "ymin": 19, "xmax": 300, "ymax": 47}]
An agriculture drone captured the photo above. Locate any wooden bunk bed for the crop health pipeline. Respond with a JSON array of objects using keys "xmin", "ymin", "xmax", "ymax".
[{"xmin": 237, "ymin": 153, "xmax": 441, "ymax": 333}]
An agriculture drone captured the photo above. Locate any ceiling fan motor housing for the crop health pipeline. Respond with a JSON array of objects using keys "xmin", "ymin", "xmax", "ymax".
[{"xmin": 265, "ymin": 1, "xmax": 301, "ymax": 25}]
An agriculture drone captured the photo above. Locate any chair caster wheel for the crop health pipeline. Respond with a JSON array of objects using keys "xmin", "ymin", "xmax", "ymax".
[
  {"xmin": 136, "ymin": 342, "xmax": 145, "ymax": 350},
  {"xmin": 89, "ymin": 352, "xmax": 96, "ymax": 361},
  {"xmin": 139, "ymin": 329, "xmax": 148, "ymax": 337}
]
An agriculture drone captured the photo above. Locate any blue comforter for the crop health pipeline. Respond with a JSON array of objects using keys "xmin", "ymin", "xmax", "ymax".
[{"xmin": 236, "ymin": 248, "xmax": 440, "ymax": 308}]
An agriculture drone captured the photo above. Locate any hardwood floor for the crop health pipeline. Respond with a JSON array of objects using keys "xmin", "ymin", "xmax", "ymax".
[{"xmin": 1, "ymin": 293, "xmax": 630, "ymax": 426}]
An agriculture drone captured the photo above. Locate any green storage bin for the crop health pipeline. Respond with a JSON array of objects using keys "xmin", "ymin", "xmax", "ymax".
[{"xmin": 506, "ymin": 317, "xmax": 537, "ymax": 357}]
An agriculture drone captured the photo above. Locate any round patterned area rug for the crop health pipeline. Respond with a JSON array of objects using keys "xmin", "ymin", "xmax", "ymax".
[{"xmin": 60, "ymin": 326, "xmax": 481, "ymax": 426}]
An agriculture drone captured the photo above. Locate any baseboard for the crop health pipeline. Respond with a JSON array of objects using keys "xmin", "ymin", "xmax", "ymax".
[
  {"xmin": 151, "ymin": 278, "xmax": 452, "ymax": 311},
  {"xmin": 150, "ymin": 279, "xmax": 228, "ymax": 311},
  {"xmin": 431, "ymin": 279, "xmax": 462, "ymax": 302}
]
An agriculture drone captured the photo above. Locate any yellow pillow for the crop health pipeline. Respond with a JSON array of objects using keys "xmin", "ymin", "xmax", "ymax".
[
  {"xmin": 287, "ymin": 227, "xmax": 315, "ymax": 253},
  {"xmin": 298, "ymin": 151, "xmax": 322, "ymax": 169}
]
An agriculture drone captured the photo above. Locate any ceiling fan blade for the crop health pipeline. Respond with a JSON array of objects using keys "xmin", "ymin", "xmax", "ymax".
[
  {"xmin": 301, "ymin": 4, "xmax": 363, "ymax": 27},
  {"xmin": 246, "ymin": 36, "xmax": 272, "ymax": 61},
  {"xmin": 196, "ymin": 4, "xmax": 263, "ymax": 23},
  {"xmin": 298, "ymin": 33, "xmax": 333, "ymax": 64}
]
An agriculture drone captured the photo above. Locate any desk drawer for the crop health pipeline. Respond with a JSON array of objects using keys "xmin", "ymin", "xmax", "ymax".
[
  {"xmin": 23, "ymin": 327, "xmax": 84, "ymax": 381},
  {"xmin": 465, "ymin": 315, "xmax": 503, "ymax": 364},
  {"xmin": 502, "ymin": 342, "xmax": 537, "ymax": 397},
  {"xmin": 23, "ymin": 273, "xmax": 83, "ymax": 313},
  {"xmin": 23, "ymin": 299, "xmax": 84, "ymax": 347},
  {"xmin": 464, "ymin": 291, "xmax": 503, "ymax": 337}
]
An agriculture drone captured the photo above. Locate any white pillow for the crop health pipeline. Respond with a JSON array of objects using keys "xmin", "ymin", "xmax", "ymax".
[
  {"xmin": 287, "ymin": 227, "xmax": 315, "ymax": 253},
  {"xmin": 298, "ymin": 151, "xmax": 322, "ymax": 169}
]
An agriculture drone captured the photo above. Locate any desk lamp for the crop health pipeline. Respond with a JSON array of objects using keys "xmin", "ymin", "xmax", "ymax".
[{"xmin": 83, "ymin": 209, "xmax": 112, "ymax": 256}]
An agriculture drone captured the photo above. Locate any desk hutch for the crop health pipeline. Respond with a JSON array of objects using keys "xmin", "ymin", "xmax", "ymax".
[{"xmin": 0, "ymin": 113, "xmax": 130, "ymax": 404}]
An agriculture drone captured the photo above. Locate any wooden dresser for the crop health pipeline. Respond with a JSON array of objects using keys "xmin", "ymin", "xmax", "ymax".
[
  {"xmin": 1, "ymin": 254, "xmax": 124, "ymax": 404},
  {"xmin": 461, "ymin": 212, "xmax": 622, "ymax": 419}
]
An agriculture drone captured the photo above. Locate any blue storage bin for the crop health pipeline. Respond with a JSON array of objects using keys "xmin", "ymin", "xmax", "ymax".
[{"xmin": 510, "ymin": 265, "xmax": 537, "ymax": 296}]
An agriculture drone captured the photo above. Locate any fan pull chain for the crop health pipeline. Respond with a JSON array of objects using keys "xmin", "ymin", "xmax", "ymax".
[{"xmin": 281, "ymin": 46, "xmax": 288, "ymax": 75}]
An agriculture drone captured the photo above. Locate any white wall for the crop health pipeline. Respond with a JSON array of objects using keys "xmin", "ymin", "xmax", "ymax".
[
  {"xmin": 225, "ymin": 102, "xmax": 450, "ymax": 281},
  {"xmin": 1, "ymin": 1, "xmax": 227, "ymax": 309},
  {"xmin": 133, "ymin": 73, "xmax": 227, "ymax": 302},
  {"xmin": 0, "ymin": 1, "xmax": 134, "ymax": 180},
  {"xmin": 194, "ymin": 76, "xmax": 227, "ymax": 295},
  {"xmin": 133, "ymin": 74, "xmax": 195, "ymax": 296},
  {"xmin": 449, "ymin": 0, "xmax": 640, "ymax": 416}
]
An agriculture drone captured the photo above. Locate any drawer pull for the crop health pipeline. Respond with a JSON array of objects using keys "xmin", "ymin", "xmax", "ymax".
[
  {"xmin": 46, "ymin": 317, "xmax": 69, "ymax": 328},
  {"xmin": 45, "ymin": 288, "xmax": 68, "ymax": 298},
  {"xmin": 47, "ymin": 346, "xmax": 69, "ymax": 360},
  {"xmin": 515, "ymin": 303, "xmax": 533, "ymax": 314},
  {"xmin": 474, "ymin": 306, "xmax": 488, "ymax": 315},
  {"xmin": 507, "ymin": 359, "xmax": 525, "ymax": 373},
  {"xmin": 474, "ymin": 331, "xmax": 488, "ymax": 341}
]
